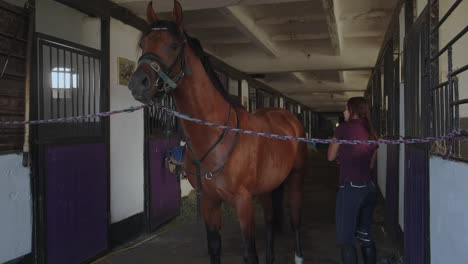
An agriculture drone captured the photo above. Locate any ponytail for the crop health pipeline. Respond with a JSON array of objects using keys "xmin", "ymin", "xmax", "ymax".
[{"xmin": 362, "ymin": 115, "xmax": 377, "ymax": 140}]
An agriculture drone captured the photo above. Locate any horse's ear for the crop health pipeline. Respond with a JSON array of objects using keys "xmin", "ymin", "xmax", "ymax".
[
  {"xmin": 172, "ymin": 1, "xmax": 184, "ymax": 28},
  {"xmin": 146, "ymin": 1, "xmax": 158, "ymax": 24}
]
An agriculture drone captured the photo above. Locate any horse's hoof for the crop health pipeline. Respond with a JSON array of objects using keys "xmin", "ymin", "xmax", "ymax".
[{"xmin": 295, "ymin": 253, "xmax": 303, "ymax": 264}]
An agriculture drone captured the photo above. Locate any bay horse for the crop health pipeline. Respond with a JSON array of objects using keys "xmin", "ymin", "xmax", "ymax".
[{"xmin": 128, "ymin": 2, "xmax": 307, "ymax": 263}]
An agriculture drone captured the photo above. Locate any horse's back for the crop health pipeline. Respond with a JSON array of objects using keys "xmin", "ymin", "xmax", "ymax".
[{"xmin": 252, "ymin": 107, "xmax": 305, "ymax": 137}]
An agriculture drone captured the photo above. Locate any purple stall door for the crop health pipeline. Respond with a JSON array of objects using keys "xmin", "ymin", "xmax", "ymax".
[
  {"xmin": 149, "ymin": 139, "xmax": 181, "ymax": 230},
  {"xmin": 385, "ymin": 144, "xmax": 400, "ymax": 242},
  {"xmin": 45, "ymin": 143, "xmax": 108, "ymax": 264},
  {"xmin": 404, "ymin": 146, "xmax": 428, "ymax": 264}
]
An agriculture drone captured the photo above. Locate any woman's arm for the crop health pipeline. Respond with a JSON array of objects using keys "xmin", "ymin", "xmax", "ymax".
[{"xmin": 328, "ymin": 141, "xmax": 340, "ymax": 162}]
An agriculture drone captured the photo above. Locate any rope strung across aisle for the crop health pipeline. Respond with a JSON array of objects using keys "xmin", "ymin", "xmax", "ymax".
[{"xmin": 1, "ymin": 104, "xmax": 466, "ymax": 145}]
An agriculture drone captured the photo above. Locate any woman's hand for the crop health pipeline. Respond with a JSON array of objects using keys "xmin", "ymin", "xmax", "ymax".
[{"xmin": 328, "ymin": 140, "xmax": 340, "ymax": 162}]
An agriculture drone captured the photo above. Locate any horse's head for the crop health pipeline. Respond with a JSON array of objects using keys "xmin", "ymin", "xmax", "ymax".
[{"xmin": 128, "ymin": 1, "xmax": 187, "ymax": 104}]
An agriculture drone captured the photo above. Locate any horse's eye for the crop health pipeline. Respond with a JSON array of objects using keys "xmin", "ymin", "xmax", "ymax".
[{"xmin": 170, "ymin": 43, "xmax": 179, "ymax": 50}]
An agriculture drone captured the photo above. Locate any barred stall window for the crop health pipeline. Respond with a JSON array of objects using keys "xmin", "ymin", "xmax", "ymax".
[
  {"xmin": 34, "ymin": 34, "xmax": 104, "ymax": 140},
  {"xmin": 256, "ymin": 89, "xmax": 273, "ymax": 109},
  {"xmin": 249, "ymin": 87, "xmax": 256, "ymax": 112},
  {"xmin": 430, "ymin": 0, "xmax": 468, "ymax": 161},
  {"xmin": 145, "ymin": 95, "xmax": 181, "ymax": 138},
  {"xmin": 50, "ymin": 67, "xmax": 78, "ymax": 98}
]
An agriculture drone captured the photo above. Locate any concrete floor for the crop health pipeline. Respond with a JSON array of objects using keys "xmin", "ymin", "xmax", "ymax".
[{"xmin": 95, "ymin": 148, "xmax": 402, "ymax": 264}]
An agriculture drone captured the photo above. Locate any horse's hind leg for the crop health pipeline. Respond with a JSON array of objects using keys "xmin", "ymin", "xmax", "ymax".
[
  {"xmin": 288, "ymin": 168, "xmax": 304, "ymax": 264},
  {"xmin": 259, "ymin": 193, "xmax": 275, "ymax": 264},
  {"xmin": 203, "ymin": 197, "xmax": 222, "ymax": 264},
  {"xmin": 234, "ymin": 187, "xmax": 259, "ymax": 264}
]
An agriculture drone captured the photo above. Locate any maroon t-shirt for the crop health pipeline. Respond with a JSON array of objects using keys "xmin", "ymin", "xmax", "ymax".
[{"xmin": 334, "ymin": 119, "xmax": 378, "ymax": 183}]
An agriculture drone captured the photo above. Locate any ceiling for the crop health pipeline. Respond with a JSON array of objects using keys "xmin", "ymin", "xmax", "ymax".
[{"xmin": 112, "ymin": 0, "xmax": 396, "ymax": 112}]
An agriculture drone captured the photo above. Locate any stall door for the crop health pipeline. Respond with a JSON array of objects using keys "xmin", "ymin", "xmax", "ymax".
[
  {"xmin": 404, "ymin": 146, "xmax": 428, "ymax": 264},
  {"xmin": 148, "ymin": 138, "xmax": 180, "ymax": 230},
  {"xmin": 145, "ymin": 101, "xmax": 181, "ymax": 231},
  {"xmin": 33, "ymin": 34, "xmax": 109, "ymax": 264},
  {"xmin": 403, "ymin": 7, "xmax": 430, "ymax": 264}
]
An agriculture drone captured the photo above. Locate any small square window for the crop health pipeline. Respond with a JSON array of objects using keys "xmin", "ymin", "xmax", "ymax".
[{"xmin": 51, "ymin": 67, "xmax": 78, "ymax": 98}]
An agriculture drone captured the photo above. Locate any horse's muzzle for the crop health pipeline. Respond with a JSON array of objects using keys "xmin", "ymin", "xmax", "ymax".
[{"xmin": 128, "ymin": 70, "xmax": 149, "ymax": 95}]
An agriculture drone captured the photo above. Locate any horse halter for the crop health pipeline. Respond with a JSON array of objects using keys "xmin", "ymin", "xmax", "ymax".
[{"xmin": 137, "ymin": 26, "xmax": 192, "ymax": 95}]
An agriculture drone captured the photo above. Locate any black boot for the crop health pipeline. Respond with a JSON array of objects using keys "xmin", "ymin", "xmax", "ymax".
[
  {"xmin": 361, "ymin": 244, "xmax": 376, "ymax": 264},
  {"xmin": 340, "ymin": 245, "xmax": 357, "ymax": 264}
]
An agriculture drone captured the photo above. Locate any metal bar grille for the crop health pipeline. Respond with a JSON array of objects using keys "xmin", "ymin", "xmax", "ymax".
[
  {"xmin": 430, "ymin": 1, "xmax": 467, "ymax": 160},
  {"xmin": 36, "ymin": 35, "xmax": 103, "ymax": 139},
  {"xmin": 430, "ymin": 0, "xmax": 463, "ymax": 34},
  {"xmin": 431, "ymin": 25, "xmax": 467, "ymax": 62},
  {"xmin": 145, "ymin": 96, "xmax": 180, "ymax": 138}
]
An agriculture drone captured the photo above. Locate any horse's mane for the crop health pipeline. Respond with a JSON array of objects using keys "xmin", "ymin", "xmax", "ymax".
[
  {"xmin": 144, "ymin": 20, "xmax": 244, "ymax": 109},
  {"xmin": 185, "ymin": 35, "xmax": 244, "ymax": 109}
]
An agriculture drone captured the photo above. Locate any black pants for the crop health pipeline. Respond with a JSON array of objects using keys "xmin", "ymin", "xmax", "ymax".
[{"xmin": 336, "ymin": 181, "xmax": 377, "ymax": 247}]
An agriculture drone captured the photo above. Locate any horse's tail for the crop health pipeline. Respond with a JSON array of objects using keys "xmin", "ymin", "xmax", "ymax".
[{"xmin": 272, "ymin": 183, "xmax": 285, "ymax": 234}]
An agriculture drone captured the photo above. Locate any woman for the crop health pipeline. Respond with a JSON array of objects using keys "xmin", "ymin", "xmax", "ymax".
[{"xmin": 328, "ymin": 97, "xmax": 378, "ymax": 264}]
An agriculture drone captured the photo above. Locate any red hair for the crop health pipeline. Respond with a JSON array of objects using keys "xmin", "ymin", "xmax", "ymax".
[{"xmin": 347, "ymin": 97, "xmax": 377, "ymax": 140}]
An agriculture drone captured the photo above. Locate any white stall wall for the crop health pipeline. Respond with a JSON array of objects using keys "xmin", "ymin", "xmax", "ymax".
[
  {"xmin": 36, "ymin": 0, "xmax": 101, "ymax": 50},
  {"xmin": 377, "ymin": 144, "xmax": 388, "ymax": 198},
  {"xmin": 109, "ymin": 18, "xmax": 144, "ymax": 223},
  {"xmin": 430, "ymin": 4, "xmax": 468, "ymax": 261},
  {"xmin": 430, "ymin": 156, "xmax": 468, "ymax": 264},
  {"xmin": 398, "ymin": 4, "xmax": 406, "ymax": 231},
  {"xmin": 416, "ymin": 0, "xmax": 428, "ymax": 17},
  {"xmin": 241, "ymin": 80, "xmax": 249, "ymax": 109},
  {"xmin": 0, "ymin": 154, "xmax": 32, "ymax": 263}
]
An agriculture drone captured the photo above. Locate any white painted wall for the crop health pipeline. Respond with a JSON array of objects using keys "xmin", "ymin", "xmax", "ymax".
[
  {"xmin": 0, "ymin": 154, "xmax": 31, "ymax": 263},
  {"xmin": 241, "ymin": 80, "xmax": 249, "ymax": 109},
  {"xmin": 109, "ymin": 18, "xmax": 144, "ymax": 223},
  {"xmin": 398, "ymin": 83, "xmax": 405, "ymax": 230},
  {"xmin": 429, "ymin": 4, "xmax": 468, "ymax": 262},
  {"xmin": 398, "ymin": 4, "xmax": 406, "ymax": 231},
  {"xmin": 416, "ymin": 0, "xmax": 428, "ymax": 17},
  {"xmin": 279, "ymin": 97, "xmax": 284, "ymax": 108},
  {"xmin": 430, "ymin": 156, "xmax": 468, "ymax": 264},
  {"xmin": 36, "ymin": 0, "xmax": 101, "ymax": 50},
  {"xmin": 377, "ymin": 144, "xmax": 387, "ymax": 198}
]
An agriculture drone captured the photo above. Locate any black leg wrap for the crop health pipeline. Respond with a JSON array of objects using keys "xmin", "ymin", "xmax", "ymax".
[
  {"xmin": 206, "ymin": 225, "xmax": 221, "ymax": 264},
  {"xmin": 361, "ymin": 244, "xmax": 376, "ymax": 264},
  {"xmin": 294, "ymin": 231, "xmax": 303, "ymax": 258},
  {"xmin": 242, "ymin": 240, "xmax": 259, "ymax": 264},
  {"xmin": 266, "ymin": 230, "xmax": 275, "ymax": 264},
  {"xmin": 340, "ymin": 245, "xmax": 357, "ymax": 264},
  {"xmin": 272, "ymin": 184, "xmax": 284, "ymax": 233}
]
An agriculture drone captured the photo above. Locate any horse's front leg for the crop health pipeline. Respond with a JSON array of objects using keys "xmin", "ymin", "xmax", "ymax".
[
  {"xmin": 234, "ymin": 187, "xmax": 259, "ymax": 264},
  {"xmin": 202, "ymin": 197, "xmax": 222, "ymax": 264}
]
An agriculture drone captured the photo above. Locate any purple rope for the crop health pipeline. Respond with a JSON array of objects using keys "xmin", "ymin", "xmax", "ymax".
[
  {"xmin": 159, "ymin": 107, "xmax": 467, "ymax": 145},
  {"xmin": 0, "ymin": 104, "xmax": 466, "ymax": 145},
  {"xmin": 0, "ymin": 106, "xmax": 144, "ymax": 125}
]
